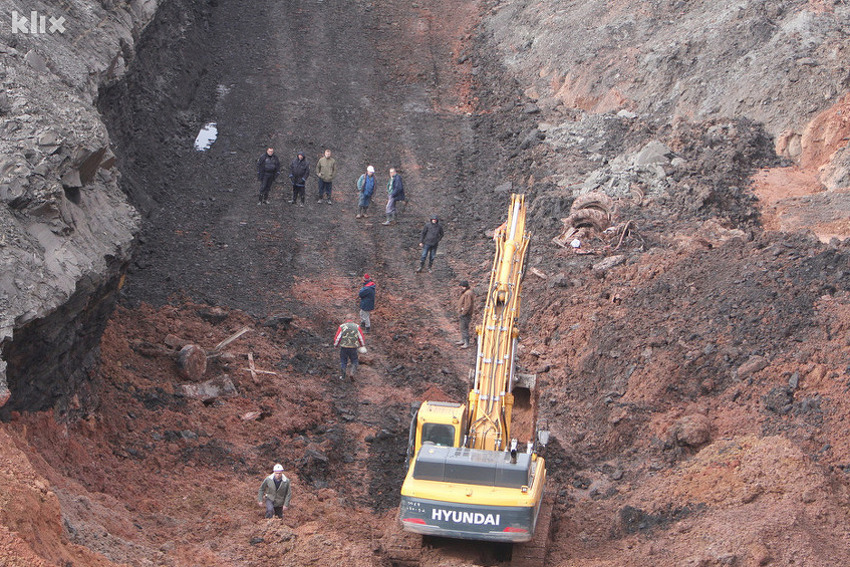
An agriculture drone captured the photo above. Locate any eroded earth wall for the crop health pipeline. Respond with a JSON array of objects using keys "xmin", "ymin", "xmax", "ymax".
[{"xmin": 0, "ymin": 0, "xmax": 163, "ymax": 416}]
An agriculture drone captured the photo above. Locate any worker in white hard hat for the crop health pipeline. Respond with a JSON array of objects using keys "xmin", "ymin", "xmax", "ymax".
[
  {"xmin": 257, "ymin": 463, "xmax": 291, "ymax": 519},
  {"xmin": 356, "ymin": 165, "xmax": 377, "ymax": 218}
]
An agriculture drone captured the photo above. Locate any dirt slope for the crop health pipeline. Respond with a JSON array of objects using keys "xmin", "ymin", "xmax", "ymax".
[{"xmin": 2, "ymin": 0, "xmax": 850, "ymax": 566}]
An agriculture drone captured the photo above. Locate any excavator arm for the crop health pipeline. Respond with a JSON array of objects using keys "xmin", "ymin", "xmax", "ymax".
[{"xmin": 467, "ymin": 193, "xmax": 530, "ymax": 451}]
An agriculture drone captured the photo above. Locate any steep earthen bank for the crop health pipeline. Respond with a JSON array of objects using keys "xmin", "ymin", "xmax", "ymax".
[{"xmin": 0, "ymin": 0, "xmax": 167, "ymax": 417}]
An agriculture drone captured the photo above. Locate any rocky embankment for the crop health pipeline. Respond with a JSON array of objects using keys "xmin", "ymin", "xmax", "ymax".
[
  {"xmin": 0, "ymin": 0, "xmax": 161, "ymax": 416},
  {"xmin": 485, "ymin": 0, "xmax": 850, "ymax": 240}
]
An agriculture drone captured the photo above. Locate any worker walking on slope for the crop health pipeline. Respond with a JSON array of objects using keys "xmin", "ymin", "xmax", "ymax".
[
  {"xmin": 359, "ymin": 274, "xmax": 376, "ymax": 333},
  {"xmin": 416, "ymin": 215, "xmax": 444, "ymax": 273},
  {"xmin": 382, "ymin": 167, "xmax": 405, "ymax": 225},
  {"xmin": 333, "ymin": 314, "xmax": 366, "ymax": 381},
  {"xmin": 456, "ymin": 280, "xmax": 474, "ymax": 349},
  {"xmin": 356, "ymin": 166, "xmax": 377, "ymax": 218},
  {"xmin": 257, "ymin": 463, "xmax": 291, "ymax": 519}
]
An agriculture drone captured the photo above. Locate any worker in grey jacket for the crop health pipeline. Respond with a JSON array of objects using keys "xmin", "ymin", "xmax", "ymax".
[{"xmin": 257, "ymin": 463, "xmax": 292, "ymax": 519}]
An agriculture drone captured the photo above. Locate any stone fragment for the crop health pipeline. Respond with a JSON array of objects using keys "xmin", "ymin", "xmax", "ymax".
[
  {"xmin": 164, "ymin": 334, "xmax": 188, "ymax": 349},
  {"xmin": 737, "ymin": 355, "xmax": 768, "ymax": 378},
  {"xmin": 25, "ymin": 50, "xmax": 48, "ymax": 74},
  {"xmin": 592, "ymin": 255, "xmax": 626, "ymax": 273},
  {"xmin": 673, "ymin": 413, "xmax": 711, "ymax": 447},
  {"xmin": 177, "ymin": 344, "xmax": 207, "ymax": 380},
  {"xmin": 633, "ymin": 140, "xmax": 672, "ymax": 166},
  {"xmin": 180, "ymin": 375, "xmax": 237, "ymax": 402}
]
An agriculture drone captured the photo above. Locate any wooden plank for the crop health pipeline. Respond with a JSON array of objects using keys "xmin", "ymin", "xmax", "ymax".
[
  {"xmin": 530, "ymin": 267, "xmax": 548, "ymax": 279},
  {"xmin": 241, "ymin": 368, "xmax": 278, "ymax": 376},
  {"xmin": 247, "ymin": 352, "xmax": 258, "ymax": 383},
  {"xmin": 209, "ymin": 327, "xmax": 252, "ymax": 355}
]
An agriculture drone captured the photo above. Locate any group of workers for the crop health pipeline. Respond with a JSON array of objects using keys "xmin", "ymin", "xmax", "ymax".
[
  {"xmin": 255, "ymin": 146, "xmax": 479, "ymax": 520},
  {"xmin": 257, "ymin": 147, "xmax": 406, "ymax": 225}
]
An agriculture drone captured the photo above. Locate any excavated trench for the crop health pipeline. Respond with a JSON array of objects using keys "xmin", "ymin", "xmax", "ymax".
[
  {"xmin": 6, "ymin": 0, "xmax": 550, "ymax": 564},
  {"xmin": 7, "ymin": 1, "xmax": 850, "ymax": 566}
]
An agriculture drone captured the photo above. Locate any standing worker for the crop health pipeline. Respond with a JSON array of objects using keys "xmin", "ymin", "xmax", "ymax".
[
  {"xmin": 333, "ymin": 314, "xmax": 365, "ymax": 381},
  {"xmin": 316, "ymin": 148, "xmax": 336, "ymax": 204},
  {"xmin": 416, "ymin": 215, "xmax": 444, "ymax": 273},
  {"xmin": 356, "ymin": 166, "xmax": 377, "ymax": 218},
  {"xmin": 288, "ymin": 151, "xmax": 310, "ymax": 206},
  {"xmin": 257, "ymin": 463, "xmax": 291, "ymax": 519},
  {"xmin": 456, "ymin": 280, "xmax": 474, "ymax": 349},
  {"xmin": 382, "ymin": 167, "xmax": 405, "ymax": 225},
  {"xmin": 358, "ymin": 274, "xmax": 376, "ymax": 333},
  {"xmin": 256, "ymin": 147, "xmax": 280, "ymax": 205}
]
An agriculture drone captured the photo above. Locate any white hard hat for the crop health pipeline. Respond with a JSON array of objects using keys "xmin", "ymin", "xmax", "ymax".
[
  {"xmin": 273, "ymin": 464, "xmax": 284, "ymax": 472},
  {"xmin": 366, "ymin": 165, "xmax": 375, "ymax": 173}
]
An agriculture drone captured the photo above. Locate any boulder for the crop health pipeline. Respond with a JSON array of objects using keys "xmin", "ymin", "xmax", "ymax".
[
  {"xmin": 177, "ymin": 344, "xmax": 207, "ymax": 381},
  {"xmin": 673, "ymin": 414, "xmax": 711, "ymax": 447}
]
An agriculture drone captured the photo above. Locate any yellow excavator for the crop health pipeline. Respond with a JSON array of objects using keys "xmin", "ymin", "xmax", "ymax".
[{"xmin": 398, "ymin": 193, "xmax": 549, "ymax": 546}]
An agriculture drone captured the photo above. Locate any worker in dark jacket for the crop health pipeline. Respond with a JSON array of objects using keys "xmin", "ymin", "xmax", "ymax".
[
  {"xmin": 358, "ymin": 273, "xmax": 376, "ymax": 332},
  {"xmin": 382, "ymin": 168, "xmax": 405, "ymax": 225},
  {"xmin": 257, "ymin": 463, "xmax": 291, "ymax": 519},
  {"xmin": 288, "ymin": 151, "xmax": 310, "ymax": 206},
  {"xmin": 417, "ymin": 215, "xmax": 444, "ymax": 273},
  {"xmin": 256, "ymin": 147, "xmax": 280, "ymax": 205}
]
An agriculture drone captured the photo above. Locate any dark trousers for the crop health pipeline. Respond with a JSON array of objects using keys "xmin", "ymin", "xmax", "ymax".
[
  {"xmin": 292, "ymin": 184, "xmax": 306, "ymax": 203},
  {"xmin": 339, "ymin": 347, "xmax": 358, "ymax": 372},
  {"xmin": 264, "ymin": 498, "xmax": 283, "ymax": 519},
  {"xmin": 259, "ymin": 174, "xmax": 275, "ymax": 201},
  {"xmin": 460, "ymin": 313, "xmax": 471, "ymax": 345},
  {"xmin": 318, "ymin": 179, "xmax": 333, "ymax": 199},
  {"xmin": 420, "ymin": 244, "xmax": 438, "ymax": 266}
]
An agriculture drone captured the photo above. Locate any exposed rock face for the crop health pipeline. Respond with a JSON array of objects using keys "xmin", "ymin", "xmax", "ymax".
[
  {"xmin": 0, "ymin": 0, "xmax": 160, "ymax": 416},
  {"xmin": 486, "ymin": 1, "xmax": 850, "ymax": 141}
]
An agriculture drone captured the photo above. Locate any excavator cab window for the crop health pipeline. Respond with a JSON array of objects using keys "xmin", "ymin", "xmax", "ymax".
[{"xmin": 421, "ymin": 423, "xmax": 456, "ymax": 447}]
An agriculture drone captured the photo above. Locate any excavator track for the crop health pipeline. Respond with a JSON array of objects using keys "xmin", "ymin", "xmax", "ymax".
[
  {"xmin": 510, "ymin": 495, "xmax": 554, "ymax": 567},
  {"xmin": 381, "ymin": 517, "xmax": 423, "ymax": 567}
]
